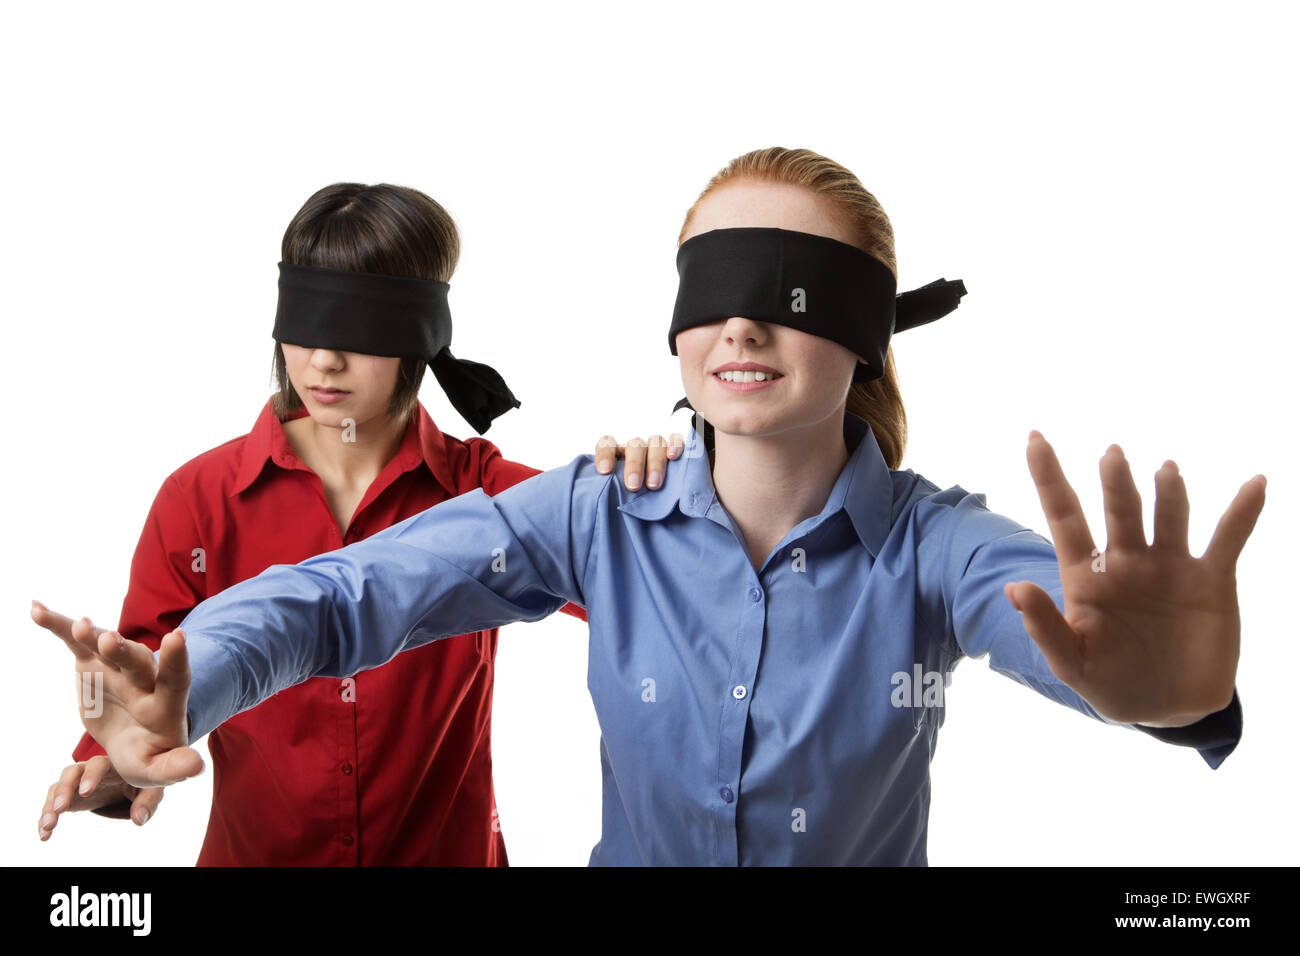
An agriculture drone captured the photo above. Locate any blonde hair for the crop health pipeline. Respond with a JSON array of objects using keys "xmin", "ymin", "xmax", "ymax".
[{"xmin": 676, "ymin": 147, "xmax": 908, "ymax": 469}]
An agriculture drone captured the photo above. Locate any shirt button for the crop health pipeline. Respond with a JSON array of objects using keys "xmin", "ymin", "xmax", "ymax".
[
  {"xmin": 341, "ymin": 834, "xmax": 354, "ymax": 847},
  {"xmin": 748, "ymin": 586, "xmax": 762, "ymax": 602},
  {"xmin": 719, "ymin": 786, "xmax": 734, "ymax": 804},
  {"xmin": 732, "ymin": 684, "xmax": 747, "ymax": 700},
  {"xmin": 341, "ymin": 762, "xmax": 353, "ymax": 775}
]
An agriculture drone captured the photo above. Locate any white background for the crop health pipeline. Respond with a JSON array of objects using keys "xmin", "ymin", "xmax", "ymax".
[{"xmin": 3, "ymin": 0, "xmax": 1294, "ymax": 866}]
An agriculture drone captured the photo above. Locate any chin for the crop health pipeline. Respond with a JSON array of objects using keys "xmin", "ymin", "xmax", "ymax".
[
  {"xmin": 305, "ymin": 406, "xmax": 350, "ymax": 425},
  {"xmin": 705, "ymin": 409, "xmax": 774, "ymax": 436}
]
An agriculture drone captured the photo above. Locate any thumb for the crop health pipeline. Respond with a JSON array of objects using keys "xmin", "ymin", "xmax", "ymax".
[
  {"xmin": 1005, "ymin": 581, "xmax": 1082, "ymax": 685},
  {"xmin": 132, "ymin": 746, "xmax": 205, "ymax": 789}
]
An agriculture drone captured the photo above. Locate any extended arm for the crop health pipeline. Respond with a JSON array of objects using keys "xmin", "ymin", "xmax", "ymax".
[
  {"xmin": 928, "ymin": 485, "xmax": 1243, "ymax": 769},
  {"xmin": 182, "ymin": 453, "xmax": 605, "ymax": 741}
]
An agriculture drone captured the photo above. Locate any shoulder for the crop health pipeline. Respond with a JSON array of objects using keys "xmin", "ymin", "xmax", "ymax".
[
  {"xmin": 485, "ymin": 451, "xmax": 620, "ymax": 507},
  {"xmin": 467, "ymin": 452, "xmax": 627, "ymax": 557},
  {"xmin": 456, "ymin": 435, "xmax": 540, "ymax": 494},
  {"xmin": 151, "ymin": 417, "xmax": 265, "ymax": 511},
  {"xmin": 418, "ymin": 413, "xmax": 540, "ymax": 494},
  {"xmin": 449, "ymin": 430, "xmax": 620, "ymax": 500},
  {"xmin": 887, "ymin": 466, "xmax": 1038, "ymax": 550},
  {"xmin": 888, "ymin": 467, "xmax": 983, "ymax": 520}
]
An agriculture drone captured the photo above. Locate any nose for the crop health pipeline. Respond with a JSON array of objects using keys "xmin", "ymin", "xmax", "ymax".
[
  {"xmin": 721, "ymin": 315, "xmax": 769, "ymax": 346},
  {"xmin": 310, "ymin": 348, "xmax": 345, "ymax": 368}
]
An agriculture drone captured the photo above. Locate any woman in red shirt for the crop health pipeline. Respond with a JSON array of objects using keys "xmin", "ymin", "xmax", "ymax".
[{"xmin": 34, "ymin": 182, "xmax": 679, "ymax": 865}]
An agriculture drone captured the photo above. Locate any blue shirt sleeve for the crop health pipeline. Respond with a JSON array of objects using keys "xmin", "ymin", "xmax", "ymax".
[
  {"xmin": 921, "ymin": 486, "xmax": 1242, "ymax": 769},
  {"xmin": 178, "ymin": 453, "xmax": 606, "ymax": 743}
]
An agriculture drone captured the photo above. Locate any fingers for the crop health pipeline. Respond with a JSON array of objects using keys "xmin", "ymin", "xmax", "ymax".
[
  {"xmin": 640, "ymin": 433, "xmax": 686, "ymax": 490},
  {"xmin": 129, "ymin": 787, "xmax": 165, "ymax": 826},
  {"xmin": 1026, "ymin": 431, "xmax": 1097, "ymax": 566},
  {"xmin": 1100, "ymin": 445, "xmax": 1147, "ymax": 553},
  {"xmin": 153, "ymin": 629, "xmax": 191, "ymax": 731},
  {"xmin": 643, "ymin": 436, "xmax": 665, "ymax": 490},
  {"xmin": 38, "ymin": 755, "xmax": 115, "ymax": 840},
  {"xmin": 94, "ymin": 626, "xmax": 158, "ymax": 692},
  {"xmin": 1152, "ymin": 461, "xmax": 1190, "ymax": 555},
  {"xmin": 70, "ymin": 616, "xmax": 119, "ymax": 670},
  {"xmin": 621, "ymin": 438, "xmax": 647, "ymax": 491},
  {"xmin": 643, "ymin": 436, "xmax": 666, "ymax": 489},
  {"xmin": 1203, "ymin": 474, "xmax": 1267, "ymax": 575},
  {"xmin": 1005, "ymin": 581, "xmax": 1083, "ymax": 686},
  {"xmin": 78, "ymin": 753, "xmax": 112, "ymax": 795},
  {"xmin": 38, "ymin": 757, "xmax": 165, "ymax": 837},
  {"xmin": 30, "ymin": 601, "xmax": 78, "ymax": 642},
  {"xmin": 594, "ymin": 433, "xmax": 685, "ymax": 485},
  {"xmin": 39, "ymin": 762, "xmax": 88, "ymax": 840},
  {"xmin": 594, "ymin": 435, "xmax": 618, "ymax": 475},
  {"xmin": 34, "ymin": 603, "xmax": 98, "ymax": 663}
]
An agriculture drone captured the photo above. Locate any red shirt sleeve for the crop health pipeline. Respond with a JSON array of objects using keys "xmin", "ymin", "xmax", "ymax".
[
  {"xmin": 71, "ymin": 473, "xmax": 207, "ymax": 763},
  {"xmin": 475, "ymin": 442, "xmax": 589, "ymax": 624}
]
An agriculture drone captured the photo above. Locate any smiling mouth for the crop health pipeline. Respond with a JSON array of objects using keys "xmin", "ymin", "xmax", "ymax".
[{"xmin": 712, "ymin": 370, "xmax": 783, "ymax": 383}]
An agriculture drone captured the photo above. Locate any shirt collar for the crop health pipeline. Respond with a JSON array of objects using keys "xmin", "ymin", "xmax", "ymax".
[
  {"xmin": 230, "ymin": 398, "xmax": 459, "ymax": 498},
  {"xmin": 617, "ymin": 410, "xmax": 894, "ymax": 557}
]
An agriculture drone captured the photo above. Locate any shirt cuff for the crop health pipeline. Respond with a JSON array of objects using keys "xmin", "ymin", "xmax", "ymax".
[
  {"xmin": 155, "ymin": 635, "xmax": 241, "ymax": 745},
  {"xmin": 1131, "ymin": 687, "xmax": 1242, "ymax": 770}
]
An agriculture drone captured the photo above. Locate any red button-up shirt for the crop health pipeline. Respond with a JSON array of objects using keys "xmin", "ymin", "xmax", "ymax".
[{"xmin": 72, "ymin": 397, "xmax": 587, "ymax": 865}]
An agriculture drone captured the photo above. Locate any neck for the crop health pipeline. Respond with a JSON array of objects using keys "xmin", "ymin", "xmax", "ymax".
[
  {"xmin": 285, "ymin": 406, "xmax": 409, "ymax": 489},
  {"xmin": 709, "ymin": 407, "xmax": 850, "ymax": 566}
]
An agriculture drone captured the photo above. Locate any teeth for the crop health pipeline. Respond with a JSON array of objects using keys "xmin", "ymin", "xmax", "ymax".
[{"xmin": 715, "ymin": 370, "xmax": 781, "ymax": 383}]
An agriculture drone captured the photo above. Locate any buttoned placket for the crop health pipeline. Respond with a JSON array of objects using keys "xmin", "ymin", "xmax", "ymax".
[
  {"xmin": 686, "ymin": 488, "xmax": 767, "ymax": 865},
  {"xmin": 273, "ymin": 426, "xmax": 422, "ymax": 864},
  {"xmin": 685, "ymin": 475, "xmax": 851, "ymax": 866}
]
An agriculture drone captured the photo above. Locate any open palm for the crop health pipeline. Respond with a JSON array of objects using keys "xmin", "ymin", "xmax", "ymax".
[{"xmin": 1005, "ymin": 433, "xmax": 1265, "ymax": 726}]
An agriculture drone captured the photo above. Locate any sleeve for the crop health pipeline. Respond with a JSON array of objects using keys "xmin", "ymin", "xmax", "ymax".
[
  {"xmin": 476, "ymin": 442, "xmax": 588, "ymax": 624},
  {"xmin": 921, "ymin": 486, "xmax": 1242, "ymax": 770},
  {"xmin": 72, "ymin": 473, "xmax": 206, "ymax": 815},
  {"xmin": 179, "ymin": 453, "xmax": 608, "ymax": 744}
]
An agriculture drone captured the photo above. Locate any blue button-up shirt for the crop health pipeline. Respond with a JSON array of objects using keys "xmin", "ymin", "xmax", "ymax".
[{"xmin": 179, "ymin": 411, "xmax": 1242, "ymax": 865}]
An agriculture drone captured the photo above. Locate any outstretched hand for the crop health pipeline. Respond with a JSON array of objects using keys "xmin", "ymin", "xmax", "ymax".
[
  {"xmin": 1005, "ymin": 433, "xmax": 1264, "ymax": 727},
  {"xmin": 32, "ymin": 601, "xmax": 204, "ymax": 789}
]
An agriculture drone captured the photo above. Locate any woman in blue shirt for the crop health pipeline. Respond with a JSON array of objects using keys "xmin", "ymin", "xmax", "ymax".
[{"xmin": 41, "ymin": 146, "xmax": 1262, "ymax": 865}]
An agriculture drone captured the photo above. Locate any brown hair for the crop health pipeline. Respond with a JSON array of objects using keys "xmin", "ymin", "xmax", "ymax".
[
  {"xmin": 676, "ymin": 147, "xmax": 908, "ymax": 469},
  {"xmin": 271, "ymin": 182, "xmax": 460, "ymax": 423}
]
